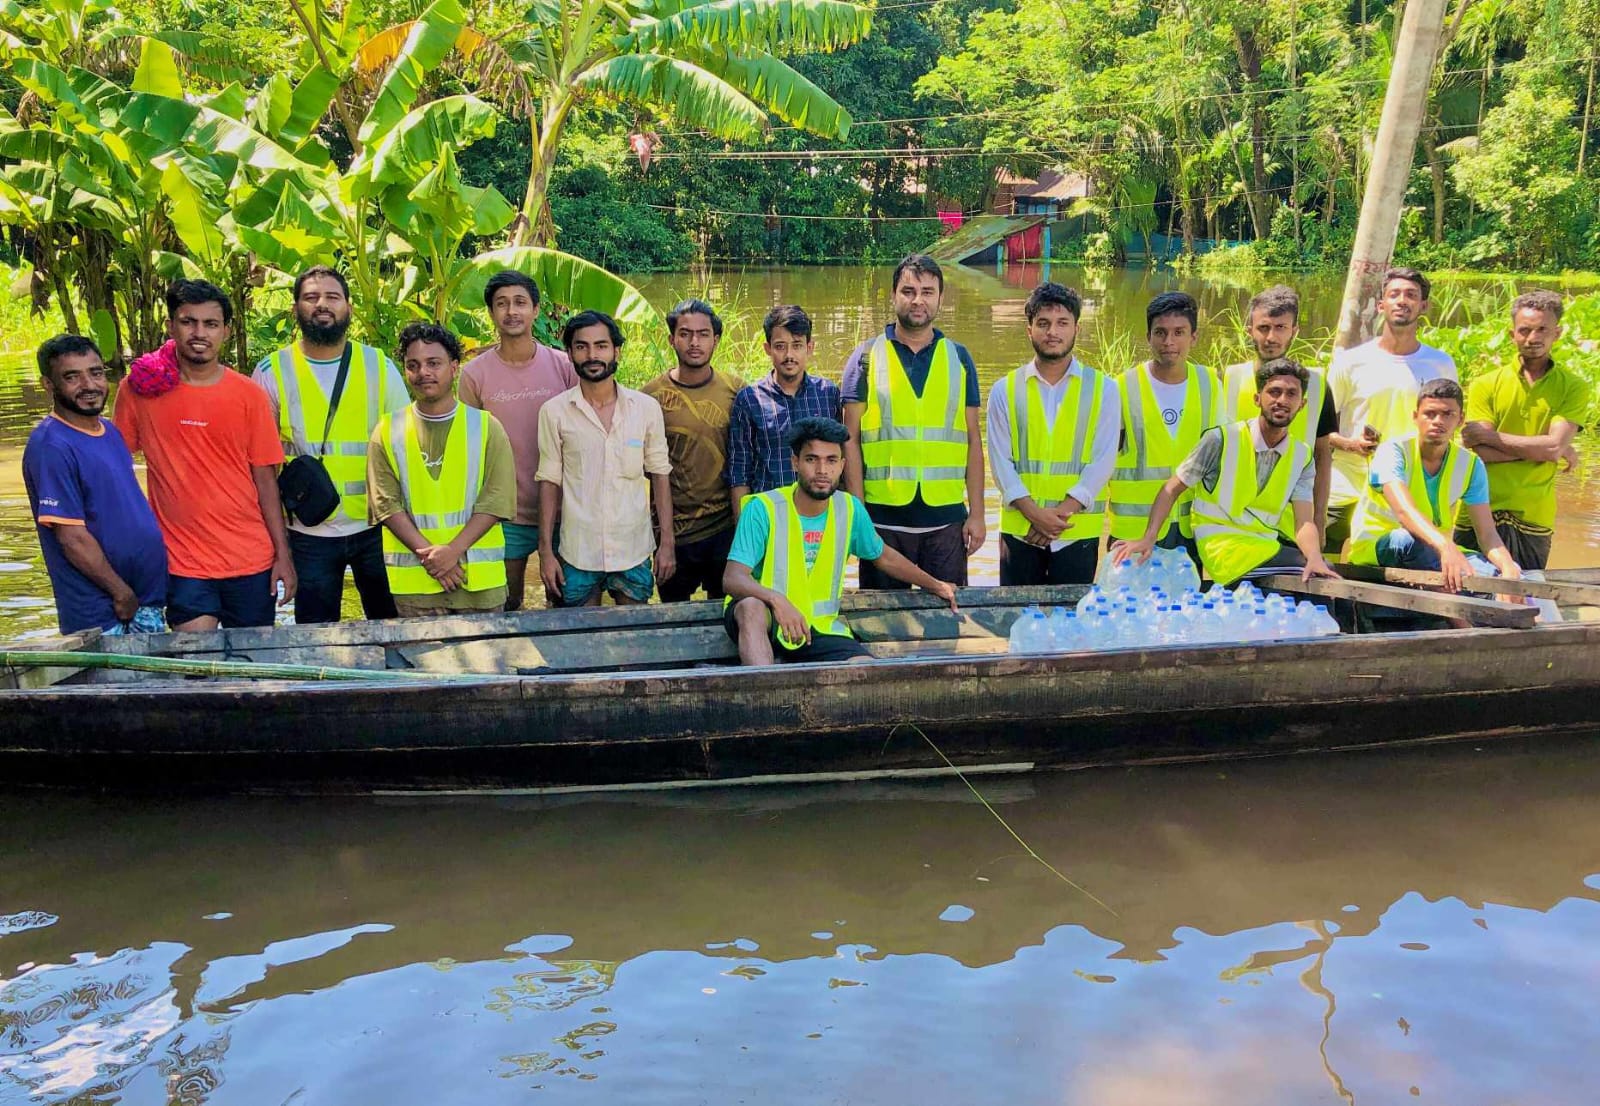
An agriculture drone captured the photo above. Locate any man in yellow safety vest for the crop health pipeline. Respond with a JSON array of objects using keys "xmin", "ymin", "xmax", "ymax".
[
  {"xmin": 1348, "ymin": 377, "xmax": 1521, "ymax": 592},
  {"xmin": 987, "ymin": 282, "xmax": 1120, "ymax": 584},
  {"xmin": 841, "ymin": 254, "xmax": 985, "ymax": 588},
  {"xmin": 1217, "ymin": 285, "xmax": 1337, "ymax": 546},
  {"xmin": 254, "ymin": 265, "xmax": 408, "ymax": 622},
  {"xmin": 1110, "ymin": 359, "xmax": 1340, "ymax": 587},
  {"xmin": 723, "ymin": 417, "xmax": 957, "ymax": 666},
  {"xmin": 1106, "ymin": 291, "xmax": 1217, "ymax": 567},
  {"xmin": 366, "ymin": 322, "xmax": 515, "ymax": 618}
]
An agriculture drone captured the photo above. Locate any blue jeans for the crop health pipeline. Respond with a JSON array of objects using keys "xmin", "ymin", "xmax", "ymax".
[
  {"xmin": 1376, "ymin": 530, "xmax": 1497, "ymax": 576},
  {"xmin": 288, "ymin": 527, "xmax": 397, "ymax": 624}
]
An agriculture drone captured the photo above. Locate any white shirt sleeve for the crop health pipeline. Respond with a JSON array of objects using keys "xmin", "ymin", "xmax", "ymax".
[
  {"xmin": 986, "ymin": 377, "xmax": 1029, "ymax": 507},
  {"xmin": 1064, "ymin": 375, "xmax": 1122, "ymax": 511},
  {"xmin": 251, "ymin": 359, "xmax": 280, "ymax": 424}
]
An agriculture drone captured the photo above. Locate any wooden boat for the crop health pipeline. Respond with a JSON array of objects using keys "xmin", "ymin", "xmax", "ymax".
[{"xmin": 2, "ymin": 570, "xmax": 1598, "ymax": 794}]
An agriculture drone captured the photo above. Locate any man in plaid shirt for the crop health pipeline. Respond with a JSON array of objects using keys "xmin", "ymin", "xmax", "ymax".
[{"xmin": 726, "ymin": 305, "xmax": 843, "ymax": 518}]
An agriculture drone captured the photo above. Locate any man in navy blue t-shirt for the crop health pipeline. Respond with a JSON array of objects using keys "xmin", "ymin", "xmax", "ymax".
[{"xmin": 22, "ymin": 335, "xmax": 168, "ymax": 635}]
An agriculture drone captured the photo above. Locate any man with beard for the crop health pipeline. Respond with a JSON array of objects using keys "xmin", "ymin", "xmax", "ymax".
[
  {"xmin": 536, "ymin": 311, "xmax": 675, "ymax": 606},
  {"xmin": 1325, "ymin": 267, "xmax": 1456, "ymax": 556},
  {"xmin": 254, "ymin": 266, "xmax": 408, "ymax": 623},
  {"xmin": 367, "ymin": 323, "xmax": 515, "ymax": 616},
  {"xmin": 1456, "ymin": 290, "xmax": 1589, "ymax": 572},
  {"xmin": 723, "ymin": 417, "xmax": 958, "ymax": 666},
  {"xmin": 841, "ymin": 254, "xmax": 985, "ymax": 589},
  {"xmin": 115, "ymin": 280, "xmax": 294, "ymax": 630},
  {"xmin": 986, "ymin": 282, "xmax": 1120, "ymax": 584},
  {"xmin": 1218, "ymin": 285, "xmax": 1338, "ymax": 546},
  {"xmin": 727, "ymin": 305, "xmax": 843, "ymax": 515},
  {"xmin": 459, "ymin": 270, "xmax": 576, "ymax": 610},
  {"xmin": 642, "ymin": 299, "xmax": 740, "ymax": 602},
  {"xmin": 1111, "ymin": 359, "xmax": 1340, "ymax": 587},
  {"xmin": 24, "ymin": 335, "xmax": 167, "ymax": 634},
  {"xmin": 1105, "ymin": 292, "xmax": 1215, "ymax": 568}
]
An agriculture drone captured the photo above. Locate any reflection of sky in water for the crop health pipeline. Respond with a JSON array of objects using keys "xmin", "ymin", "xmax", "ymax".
[
  {"xmin": 5, "ymin": 740, "xmax": 1600, "ymax": 1105},
  {"xmin": 4, "ymin": 897, "xmax": 1599, "ymax": 1104}
]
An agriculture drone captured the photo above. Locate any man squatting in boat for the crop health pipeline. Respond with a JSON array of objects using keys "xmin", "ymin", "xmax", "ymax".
[{"xmin": 25, "ymin": 259, "xmax": 1583, "ymax": 659}]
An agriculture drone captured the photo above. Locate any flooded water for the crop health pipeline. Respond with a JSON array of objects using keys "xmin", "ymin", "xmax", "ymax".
[
  {"xmin": 3, "ymin": 737, "xmax": 1599, "ymax": 1103},
  {"xmin": 1, "ymin": 264, "xmax": 1596, "ymax": 638}
]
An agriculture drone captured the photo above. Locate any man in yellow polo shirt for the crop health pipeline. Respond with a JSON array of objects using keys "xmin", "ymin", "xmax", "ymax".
[{"xmin": 1457, "ymin": 290, "xmax": 1591, "ymax": 571}]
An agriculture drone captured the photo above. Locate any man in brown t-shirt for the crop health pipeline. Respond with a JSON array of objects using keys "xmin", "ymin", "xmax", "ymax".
[{"xmin": 642, "ymin": 298, "xmax": 740, "ymax": 601}]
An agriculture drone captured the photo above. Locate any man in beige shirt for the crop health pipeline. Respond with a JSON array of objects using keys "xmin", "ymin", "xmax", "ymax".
[{"xmin": 536, "ymin": 311, "xmax": 675, "ymax": 606}]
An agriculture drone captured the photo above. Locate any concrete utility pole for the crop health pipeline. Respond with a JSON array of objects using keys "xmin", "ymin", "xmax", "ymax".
[{"xmin": 1334, "ymin": 0, "xmax": 1451, "ymax": 350}]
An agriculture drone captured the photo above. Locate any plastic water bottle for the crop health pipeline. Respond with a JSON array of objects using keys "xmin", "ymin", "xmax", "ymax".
[
  {"xmin": 1046, "ymin": 606, "xmax": 1076, "ymax": 651},
  {"xmin": 1191, "ymin": 601, "xmax": 1218, "ymax": 645},
  {"xmin": 1310, "ymin": 603, "xmax": 1340, "ymax": 637},
  {"xmin": 1242, "ymin": 604, "xmax": 1270, "ymax": 642},
  {"xmin": 1009, "ymin": 607, "xmax": 1042, "ymax": 653},
  {"xmin": 1075, "ymin": 585, "xmax": 1105, "ymax": 615}
]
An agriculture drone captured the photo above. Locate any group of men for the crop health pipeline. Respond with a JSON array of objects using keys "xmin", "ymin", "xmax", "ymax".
[{"xmin": 22, "ymin": 254, "xmax": 1589, "ymax": 667}]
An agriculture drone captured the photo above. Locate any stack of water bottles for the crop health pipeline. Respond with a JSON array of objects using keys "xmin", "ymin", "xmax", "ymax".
[{"xmin": 1006, "ymin": 548, "xmax": 1340, "ymax": 654}]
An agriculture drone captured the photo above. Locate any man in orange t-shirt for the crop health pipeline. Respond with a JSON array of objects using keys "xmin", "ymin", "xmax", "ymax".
[{"xmin": 114, "ymin": 279, "xmax": 295, "ymax": 630}]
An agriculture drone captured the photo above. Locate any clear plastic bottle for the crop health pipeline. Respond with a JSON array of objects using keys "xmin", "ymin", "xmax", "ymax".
[
  {"xmin": 1243, "ymin": 604, "xmax": 1271, "ymax": 642},
  {"xmin": 1311, "ymin": 603, "xmax": 1341, "ymax": 637},
  {"xmin": 1192, "ymin": 601, "xmax": 1218, "ymax": 645},
  {"xmin": 1075, "ymin": 585, "xmax": 1106, "ymax": 615},
  {"xmin": 1046, "ymin": 606, "xmax": 1076, "ymax": 652},
  {"xmin": 1165, "ymin": 602, "xmax": 1191, "ymax": 646},
  {"xmin": 1009, "ymin": 607, "xmax": 1042, "ymax": 653}
]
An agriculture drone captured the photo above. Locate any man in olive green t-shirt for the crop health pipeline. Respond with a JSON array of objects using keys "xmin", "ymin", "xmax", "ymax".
[
  {"xmin": 642, "ymin": 298, "xmax": 740, "ymax": 602},
  {"xmin": 1457, "ymin": 290, "xmax": 1591, "ymax": 570}
]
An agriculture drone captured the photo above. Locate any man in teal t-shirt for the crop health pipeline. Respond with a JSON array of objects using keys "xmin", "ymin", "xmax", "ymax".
[{"xmin": 722, "ymin": 417, "xmax": 958, "ymax": 666}]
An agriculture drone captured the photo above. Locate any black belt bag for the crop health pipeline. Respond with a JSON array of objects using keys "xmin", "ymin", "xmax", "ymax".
[{"xmin": 278, "ymin": 344, "xmax": 354, "ymax": 528}]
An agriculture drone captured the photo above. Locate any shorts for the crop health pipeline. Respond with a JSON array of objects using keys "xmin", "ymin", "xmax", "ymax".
[
  {"xmin": 560, "ymin": 557, "xmax": 655, "ymax": 605},
  {"xmin": 1456, "ymin": 513, "xmax": 1552, "ymax": 572},
  {"xmin": 722, "ymin": 598, "xmax": 870, "ymax": 663},
  {"xmin": 167, "ymin": 570, "xmax": 274, "ymax": 629},
  {"xmin": 859, "ymin": 522, "xmax": 968, "ymax": 589},
  {"xmin": 502, "ymin": 522, "xmax": 543, "ymax": 562},
  {"xmin": 657, "ymin": 527, "xmax": 734, "ymax": 603}
]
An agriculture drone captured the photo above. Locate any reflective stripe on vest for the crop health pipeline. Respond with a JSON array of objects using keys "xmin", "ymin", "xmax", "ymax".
[
  {"xmin": 724, "ymin": 485, "xmax": 856, "ymax": 639},
  {"xmin": 858, "ymin": 336, "xmax": 968, "ymax": 507},
  {"xmin": 1191, "ymin": 420, "xmax": 1310, "ymax": 586},
  {"xmin": 1346, "ymin": 435, "xmax": 1475, "ymax": 566},
  {"xmin": 1219, "ymin": 362, "xmax": 1325, "ymax": 454},
  {"xmin": 997, "ymin": 364, "xmax": 1110, "ymax": 542},
  {"xmin": 272, "ymin": 342, "xmax": 386, "ymax": 525},
  {"xmin": 377, "ymin": 404, "xmax": 507, "ymax": 596},
  {"xmin": 1106, "ymin": 363, "xmax": 1216, "ymax": 541}
]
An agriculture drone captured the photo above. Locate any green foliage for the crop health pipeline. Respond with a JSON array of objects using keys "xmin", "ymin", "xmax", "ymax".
[
  {"xmin": 1423, "ymin": 291, "xmax": 1600, "ymax": 424},
  {"xmin": 549, "ymin": 166, "xmax": 695, "ymax": 272}
]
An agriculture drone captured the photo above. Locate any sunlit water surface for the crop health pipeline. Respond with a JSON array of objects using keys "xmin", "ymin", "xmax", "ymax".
[{"xmin": 3, "ymin": 739, "xmax": 1599, "ymax": 1104}]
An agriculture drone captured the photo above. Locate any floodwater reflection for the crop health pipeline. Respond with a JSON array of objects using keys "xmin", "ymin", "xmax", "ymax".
[{"xmin": 4, "ymin": 735, "xmax": 1599, "ymax": 1103}]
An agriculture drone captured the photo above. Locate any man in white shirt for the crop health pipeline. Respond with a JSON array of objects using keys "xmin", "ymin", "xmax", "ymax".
[
  {"xmin": 987, "ymin": 282, "xmax": 1121, "ymax": 584},
  {"xmin": 1325, "ymin": 266, "xmax": 1456, "ymax": 555}
]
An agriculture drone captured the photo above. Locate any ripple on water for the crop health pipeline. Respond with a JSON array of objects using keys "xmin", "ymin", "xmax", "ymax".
[{"xmin": 0, "ymin": 911, "xmax": 57, "ymax": 937}]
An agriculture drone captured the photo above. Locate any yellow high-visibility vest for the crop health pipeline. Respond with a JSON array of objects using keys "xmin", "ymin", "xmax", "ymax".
[
  {"xmin": 997, "ymin": 363, "xmax": 1113, "ymax": 542},
  {"xmin": 1191, "ymin": 420, "xmax": 1310, "ymax": 586},
  {"xmin": 1218, "ymin": 361, "xmax": 1326, "ymax": 454},
  {"xmin": 376, "ymin": 404, "xmax": 507, "ymax": 596},
  {"xmin": 858, "ymin": 335, "xmax": 968, "ymax": 507},
  {"xmin": 1106, "ymin": 362, "xmax": 1217, "ymax": 541},
  {"xmin": 1347, "ymin": 435, "xmax": 1475, "ymax": 565},
  {"xmin": 725, "ymin": 485, "xmax": 860, "ymax": 640},
  {"xmin": 271, "ymin": 342, "xmax": 388, "ymax": 526}
]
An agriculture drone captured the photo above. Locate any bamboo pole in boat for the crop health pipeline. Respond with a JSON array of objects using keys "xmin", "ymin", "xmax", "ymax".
[{"xmin": 0, "ymin": 651, "xmax": 463, "ymax": 683}]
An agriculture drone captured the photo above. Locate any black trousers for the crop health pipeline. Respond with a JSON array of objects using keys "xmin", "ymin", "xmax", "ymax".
[
  {"xmin": 288, "ymin": 527, "xmax": 398, "ymax": 624},
  {"xmin": 999, "ymin": 533, "xmax": 1099, "ymax": 585}
]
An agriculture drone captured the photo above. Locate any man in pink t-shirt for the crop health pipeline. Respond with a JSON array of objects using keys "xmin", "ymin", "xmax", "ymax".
[{"xmin": 459, "ymin": 270, "xmax": 577, "ymax": 609}]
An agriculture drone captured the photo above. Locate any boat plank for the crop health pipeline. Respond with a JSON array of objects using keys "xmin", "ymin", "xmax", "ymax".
[
  {"xmin": 1335, "ymin": 564, "xmax": 1600, "ymax": 606},
  {"xmin": 397, "ymin": 625, "xmax": 737, "ymax": 674},
  {"xmin": 106, "ymin": 586, "xmax": 1095, "ymax": 658},
  {"xmin": 1259, "ymin": 574, "xmax": 1537, "ymax": 627}
]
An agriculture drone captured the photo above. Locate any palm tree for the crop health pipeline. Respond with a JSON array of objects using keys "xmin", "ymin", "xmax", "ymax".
[{"xmin": 380, "ymin": 0, "xmax": 875, "ymax": 246}]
